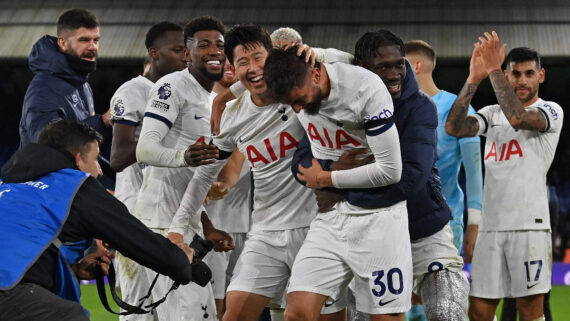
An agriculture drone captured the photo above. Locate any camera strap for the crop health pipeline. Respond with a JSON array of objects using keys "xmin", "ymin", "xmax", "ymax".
[{"xmin": 95, "ymin": 261, "xmax": 180, "ymax": 315}]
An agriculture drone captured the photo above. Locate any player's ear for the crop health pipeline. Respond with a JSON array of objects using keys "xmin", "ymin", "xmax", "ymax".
[
  {"xmin": 312, "ymin": 67, "xmax": 320, "ymax": 84},
  {"xmin": 414, "ymin": 60, "xmax": 422, "ymax": 74},
  {"xmin": 57, "ymin": 36, "xmax": 67, "ymax": 52},
  {"xmin": 538, "ymin": 68, "xmax": 545, "ymax": 84},
  {"xmin": 74, "ymin": 152, "xmax": 83, "ymax": 170},
  {"xmin": 149, "ymin": 47, "xmax": 159, "ymax": 60}
]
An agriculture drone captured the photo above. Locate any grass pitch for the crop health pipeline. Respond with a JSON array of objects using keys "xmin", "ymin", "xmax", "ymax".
[{"xmin": 81, "ymin": 284, "xmax": 570, "ymax": 321}]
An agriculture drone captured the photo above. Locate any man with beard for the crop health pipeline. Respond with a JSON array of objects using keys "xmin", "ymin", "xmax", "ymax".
[
  {"xmin": 278, "ymin": 30, "xmax": 468, "ymax": 321},
  {"xmin": 264, "ymin": 41, "xmax": 411, "ymax": 320},
  {"xmin": 109, "ymin": 21, "xmax": 188, "ymax": 321},
  {"xmin": 168, "ymin": 24, "xmax": 334, "ymax": 321},
  {"xmin": 135, "ymin": 16, "xmax": 233, "ymax": 321},
  {"xmin": 20, "ymin": 9, "xmax": 111, "ymax": 147},
  {"xmin": 446, "ymin": 32, "xmax": 563, "ymax": 321}
]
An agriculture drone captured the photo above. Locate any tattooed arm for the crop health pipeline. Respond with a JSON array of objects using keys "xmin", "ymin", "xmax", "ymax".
[
  {"xmin": 478, "ymin": 31, "xmax": 547, "ymax": 131},
  {"xmin": 487, "ymin": 71, "xmax": 546, "ymax": 130},
  {"xmin": 446, "ymin": 82, "xmax": 481, "ymax": 137},
  {"xmin": 445, "ymin": 45, "xmax": 487, "ymax": 137}
]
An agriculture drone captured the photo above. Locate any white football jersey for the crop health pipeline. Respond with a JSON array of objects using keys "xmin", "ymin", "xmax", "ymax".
[
  {"xmin": 297, "ymin": 63, "xmax": 398, "ymax": 215},
  {"xmin": 204, "ymin": 92, "xmax": 251, "ymax": 234},
  {"xmin": 215, "ymin": 92, "xmax": 317, "ymax": 231},
  {"xmin": 110, "ymin": 75, "xmax": 153, "ymax": 213},
  {"xmin": 473, "ymin": 99, "xmax": 563, "ymax": 231},
  {"xmin": 135, "ymin": 70, "xmax": 212, "ymax": 231},
  {"xmin": 171, "ymin": 92, "xmax": 317, "ymax": 234}
]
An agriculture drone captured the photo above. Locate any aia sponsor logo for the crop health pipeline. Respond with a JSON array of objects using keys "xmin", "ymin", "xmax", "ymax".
[
  {"xmin": 307, "ymin": 123, "xmax": 360, "ymax": 149},
  {"xmin": 485, "ymin": 139, "xmax": 523, "ymax": 161},
  {"xmin": 246, "ymin": 131, "xmax": 298, "ymax": 167}
]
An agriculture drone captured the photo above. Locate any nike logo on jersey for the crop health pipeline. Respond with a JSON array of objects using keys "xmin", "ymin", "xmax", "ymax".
[
  {"xmin": 527, "ymin": 283, "xmax": 539, "ymax": 289},
  {"xmin": 485, "ymin": 139, "xmax": 523, "ymax": 162},
  {"xmin": 378, "ymin": 298, "xmax": 397, "ymax": 306},
  {"xmin": 194, "ymin": 114, "xmax": 204, "ymax": 120},
  {"xmin": 324, "ymin": 299, "xmax": 337, "ymax": 307}
]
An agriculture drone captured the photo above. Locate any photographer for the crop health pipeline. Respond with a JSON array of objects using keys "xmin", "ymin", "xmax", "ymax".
[{"xmin": 0, "ymin": 120, "xmax": 199, "ymax": 321}]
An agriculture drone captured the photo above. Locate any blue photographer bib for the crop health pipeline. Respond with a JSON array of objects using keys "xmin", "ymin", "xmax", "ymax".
[{"xmin": 0, "ymin": 168, "xmax": 89, "ymax": 301}]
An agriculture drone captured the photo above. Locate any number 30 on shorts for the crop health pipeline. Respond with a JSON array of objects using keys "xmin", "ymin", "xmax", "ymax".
[{"xmin": 371, "ymin": 268, "xmax": 404, "ymax": 297}]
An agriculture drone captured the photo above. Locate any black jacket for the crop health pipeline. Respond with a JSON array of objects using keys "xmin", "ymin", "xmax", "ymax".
[{"xmin": 1, "ymin": 143, "xmax": 192, "ymax": 291}]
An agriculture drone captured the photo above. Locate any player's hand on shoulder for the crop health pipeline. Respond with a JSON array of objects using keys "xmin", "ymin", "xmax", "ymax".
[
  {"xmin": 296, "ymin": 44, "xmax": 317, "ymax": 66},
  {"xmin": 204, "ymin": 228, "xmax": 235, "ymax": 252},
  {"xmin": 463, "ymin": 224, "xmax": 479, "ymax": 263},
  {"xmin": 184, "ymin": 141, "xmax": 219, "ymax": 166},
  {"xmin": 330, "ymin": 148, "xmax": 373, "ymax": 171}
]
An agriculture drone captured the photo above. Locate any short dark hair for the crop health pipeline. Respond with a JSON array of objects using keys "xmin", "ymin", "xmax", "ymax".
[
  {"xmin": 354, "ymin": 30, "xmax": 405, "ymax": 66},
  {"xmin": 265, "ymin": 46, "xmax": 316, "ymax": 102},
  {"xmin": 404, "ymin": 40, "xmax": 436, "ymax": 66},
  {"xmin": 184, "ymin": 16, "xmax": 225, "ymax": 47},
  {"xmin": 504, "ymin": 47, "xmax": 541, "ymax": 69},
  {"xmin": 224, "ymin": 24, "xmax": 272, "ymax": 65},
  {"xmin": 57, "ymin": 9, "xmax": 99, "ymax": 36},
  {"xmin": 145, "ymin": 21, "xmax": 183, "ymax": 50},
  {"xmin": 38, "ymin": 120, "xmax": 102, "ymax": 159}
]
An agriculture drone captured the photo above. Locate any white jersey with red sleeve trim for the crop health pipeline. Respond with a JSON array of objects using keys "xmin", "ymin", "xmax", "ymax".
[
  {"xmin": 296, "ymin": 63, "xmax": 401, "ymax": 215},
  {"xmin": 134, "ymin": 69, "xmax": 212, "ymax": 230},
  {"xmin": 473, "ymin": 98, "xmax": 563, "ymax": 231},
  {"xmin": 109, "ymin": 75, "xmax": 154, "ymax": 213}
]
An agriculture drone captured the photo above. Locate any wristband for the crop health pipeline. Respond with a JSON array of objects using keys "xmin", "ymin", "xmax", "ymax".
[{"xmin": 467, "ymin": 208, "xmax": 481, "ymax": 225}]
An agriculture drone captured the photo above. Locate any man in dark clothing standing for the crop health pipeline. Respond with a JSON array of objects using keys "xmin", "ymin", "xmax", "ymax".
[
  {"xmin": 0, "ymin": 120, "xmax": 197, "ymax": 321},
  {"xmin": 277, "ymin": 30, "xmax": 469, "ymax": 321},
  {"xmin": 19, "ymin": 9, "xmax": 110, "ymax": 146},
  {"xmin": 19, "ymin": 9, "xmax": 115, "ymax": 188}
]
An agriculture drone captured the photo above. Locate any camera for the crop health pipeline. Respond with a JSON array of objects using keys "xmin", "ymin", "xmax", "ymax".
[{"xmin": 189, "ymin": 234, "xmax": 213, "ymax": 287}]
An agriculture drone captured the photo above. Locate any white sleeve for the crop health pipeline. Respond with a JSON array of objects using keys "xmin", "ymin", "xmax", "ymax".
[
  {"xmin": 331, "ymin": 123, "xmax": 401, "ymax": 188},
  {"xmin": 136, "ymin": 81, "xmax": 187, "ymax": 167},
  {"xmin": 472, "ymin": 105, "xmax": 494, "ymax": 137},
  {"xmin": 110, "ymin": 82, "xmax": 146, "ymax": 125},
  {"xmin": 331, "ymin": 75, "xmax": 401, "ymax": 188},
  {"xmin": 169, "ymin": 159, "xmax": 228, "ymax": 234},
  {"xmin": 229, "ymin": 81, "xmax": 246, "ymax": 97},
  {"xmin": 536, "ymin": 102, "xmax": 564, "ymax": 133},
  {"xmin": 314, "ymin": 48, "xmax": 355, "ymax": 64},
  {"xmin": 136, "ymin": 117, "xmax": 187, "ymax": 167}
]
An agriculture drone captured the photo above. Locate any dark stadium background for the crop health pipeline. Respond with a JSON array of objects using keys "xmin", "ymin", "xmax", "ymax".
[{"xmin": 0, "ymin": 0, "xmax": 569, "ymax": 259}]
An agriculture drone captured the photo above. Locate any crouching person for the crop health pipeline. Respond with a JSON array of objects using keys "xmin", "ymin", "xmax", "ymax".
[{"xmin": 0, "ymin": 120, "xmax": 198, "ymax": 321}]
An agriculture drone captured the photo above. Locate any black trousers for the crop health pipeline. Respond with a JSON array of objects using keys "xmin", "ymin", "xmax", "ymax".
[{"xmin": 0, "ymin": 282, "xmax": 88, "ymax": 321}]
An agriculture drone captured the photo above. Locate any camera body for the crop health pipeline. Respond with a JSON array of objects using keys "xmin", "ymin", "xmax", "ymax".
[{"xmin": 189, "ymin": 234, "xmax": 213, "ymax": 287}]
